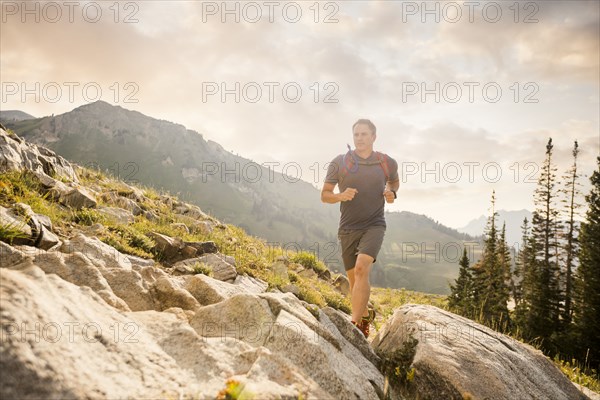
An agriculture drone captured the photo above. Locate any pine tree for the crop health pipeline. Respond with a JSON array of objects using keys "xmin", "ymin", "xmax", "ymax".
[
  {"xmin": 448, "ymin": 248, "xmax": 474, "ymax": 318},
  {"xmin": 512, "ymin": 218, "xmax": 530, "ymax": 308},
  {"xmin": 496, "ymin": 222, "xmax": 512, "ymax": 329},
  {"xmin": 560, "ymin": 141, "xmax": 582, "ymax": 326},
  {"xmin": 572, "ymin": 156, "xmax": 600, "ymax": 369},
  {"xmin": 471, "ymin": 191, "xmax": 510, "ymax": 328},
  {"xmin": 529, "ymin": 138, "xmax": 561, "ymax": 350},
  {"xmin": 514, "ymin": 217, "xmax": 542, "ymax": 340}
]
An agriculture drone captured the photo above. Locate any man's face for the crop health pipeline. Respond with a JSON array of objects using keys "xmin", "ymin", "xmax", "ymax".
[{"xmin": 353, "ymin": 123, "xmax": 376, "ymax": 151}]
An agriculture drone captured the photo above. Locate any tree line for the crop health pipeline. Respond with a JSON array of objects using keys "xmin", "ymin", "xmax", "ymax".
[{"xmin": 448, "ymin": 139, "xmax": 599, "ymax": 374}]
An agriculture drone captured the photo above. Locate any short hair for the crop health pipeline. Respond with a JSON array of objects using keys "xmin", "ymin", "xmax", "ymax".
[{"xmin": 352, "ymin": 119, "xmax": 376, "ymax": 135}]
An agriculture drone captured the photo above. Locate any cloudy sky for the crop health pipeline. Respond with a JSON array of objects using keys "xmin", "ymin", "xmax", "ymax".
[{"xmin": 1, "ymin": 0, "xmax": 598, "ymax": 228}]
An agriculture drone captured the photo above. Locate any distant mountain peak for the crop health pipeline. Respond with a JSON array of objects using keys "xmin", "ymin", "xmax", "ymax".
[{"xmin": 458, "ymin": 209, "xmax": 533, "ymax": 246}]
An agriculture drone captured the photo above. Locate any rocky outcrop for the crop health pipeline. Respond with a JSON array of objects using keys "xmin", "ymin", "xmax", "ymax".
[
  {"xmin": 0, "ymin": 258, "xmax": 382, "ymax": 399},
  {"xmin": 0, "ymin": 128, "xmax": 78, "ymax": 181},
  {"xmin": 372, "ymin": 304, "xmax": 591, "ymax": 400},
  {"xmin": 189, "ymin": 292, "xmax": 386, "ymax": 399},
  {"xmin": 0, "ymin": 265, "xmax": 202, "ymax": 399},
  {"xmin": 1, "ymin": 212, "xmax": 385, "ymax": 399},
  {"xmin": 33, "ymin": 171, "xmax": 98, "ymax": 209}
]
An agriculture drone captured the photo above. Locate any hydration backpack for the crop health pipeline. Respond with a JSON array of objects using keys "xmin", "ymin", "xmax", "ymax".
[{"xmin": 338, "ymin": 144, "xmax": 391, "ymax": 184}]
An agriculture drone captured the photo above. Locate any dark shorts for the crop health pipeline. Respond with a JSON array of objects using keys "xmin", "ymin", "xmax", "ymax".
[{"xmin": 338, "ymin": 226, "xmax": 386, "ymax": 271}]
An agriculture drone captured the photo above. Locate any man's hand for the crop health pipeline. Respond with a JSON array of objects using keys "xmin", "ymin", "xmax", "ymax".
[
  {"xmin": 383, "ymin": 189, "xmax": 395, "ymax": 204},
  {"xmin": 339, "ymin": 188, "xmax": 358, "ymax": 202},
  {"xmin": 321, "ymin": 182, "xmax": 358, "ymax": 204}
]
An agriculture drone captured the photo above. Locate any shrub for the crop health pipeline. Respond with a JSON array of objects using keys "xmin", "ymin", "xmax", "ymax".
[
  {"xmin": 290, "ymin": 251, "xmax": 327, "ymax": 273},
  {"xmin": 192, "ymin": 262, "xmax": 213, "ymax": 276}
]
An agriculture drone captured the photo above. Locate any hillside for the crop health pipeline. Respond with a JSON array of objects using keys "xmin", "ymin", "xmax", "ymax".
[
  {"xmin": 4, "ymin": 101, "xmax": 338, "ymax": 249},
  {"xmin": 4, "ymin": 101, "xmax": 479, "ymax": 294},
  {"xmin": 2, "ymin": 127, "xmax": 598, "ymax": 399},
  {"xmin": 0, "ymin": 110, "xmax": 36, "ymax": 122},
  {"xmin": 376, "ymin": 212, "xmax": 483, "ymax": 294}
]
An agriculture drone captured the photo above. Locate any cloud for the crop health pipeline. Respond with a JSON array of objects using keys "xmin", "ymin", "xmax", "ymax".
[
  {"xmin": 1, "ymin": 1, "xmax": 597, "ymax": 228},
  {"xmin": 418, "ymin": 1, "xmax": 600, "ymax": 84}
]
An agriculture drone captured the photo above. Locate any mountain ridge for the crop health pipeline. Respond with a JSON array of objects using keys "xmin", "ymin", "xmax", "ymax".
[
  {"xmin": 458, "ymin": 208, "xmax": 533, "ymax": 247},
  {"xmin": 0, "ymin": 109, "xmax": 36, "ymax": 122}
]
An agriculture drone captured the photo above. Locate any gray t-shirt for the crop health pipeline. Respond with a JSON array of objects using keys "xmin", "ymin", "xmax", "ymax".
[{"xmin": 325, "ymin": 151, "xmax": 399, "ymax": 231}]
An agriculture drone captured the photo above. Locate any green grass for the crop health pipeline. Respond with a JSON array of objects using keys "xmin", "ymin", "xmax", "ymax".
[
  {"xmin": 70, "ymin": 208, "xmax": 106, "ymax": 226},
  {"xmin": 0, "ymin": 170, "xmax": 71, "ymax": 230},
  {"xmin": 0, "ymin": 220, "xmax": 30, "ymax": 244},
  {"xmin": 289, "ymin": 251, "xmax": 328, "ymax": 274},
  {"xmin": 370, "ymin": 287, "xmax": 448, "ymax": 330},
  {"xmin": 191, "ymin": 262, "xmax": 213, "ymax": 276},
  {"xmin": 554, "ymin": 355, "xmax": 599, "ymax": 393}
]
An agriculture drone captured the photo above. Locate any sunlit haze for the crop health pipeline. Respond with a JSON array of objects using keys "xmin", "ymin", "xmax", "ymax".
[{"xmin": 1, "ymin": 1, "xmax": 598, "ymax": 228}]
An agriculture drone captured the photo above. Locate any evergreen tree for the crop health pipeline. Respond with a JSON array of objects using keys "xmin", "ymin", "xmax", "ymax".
[
  {"xmin": 448, "ymin": 248, "xmax": 474, "ymax": 318},
  {"xmin": 496, "ymin": 222, "xmax": 513, "ymax": 328},
  {"xmin": 529, "ymin": 138, "xmax": 561, "ymax": 350},
  {"xmin": 514, "ymin": 217, "xmax": 542, "ymax": 340},
  {"xmin": 512, "ymin": 218, "xmax": 530, "ymax": 308},
  {"xmin": 472, "ymin": 191, "xmax": 510, "ymax": 328},
  {"xmin": 560, "ymin": 141, "xmax": 582, "ymax": 326},
  {"xmin": 572, "ymin": 156, "xmax": 600, "ymax": 369}
]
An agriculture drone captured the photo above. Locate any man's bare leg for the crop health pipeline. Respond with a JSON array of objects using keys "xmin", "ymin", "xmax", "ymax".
[
  {"xmin": 347, "ymin": 268, "xmax": 370, "ymax": 319},
  {"xmin": 349, "ymin": 254, "xmax": 374, "ymax": 323}
]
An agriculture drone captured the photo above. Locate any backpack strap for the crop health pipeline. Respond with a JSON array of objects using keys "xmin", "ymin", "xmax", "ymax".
[
  {"xmin": 375, "ymin": 151, "xmax": 391, "ymax": 181},
  {"xmin": 339, "ymin": 144, "xmax": 358, "ymax": 184},
  {"xmin": 339, "ymin": 148, "xmax": 391, "ymax": 184}
]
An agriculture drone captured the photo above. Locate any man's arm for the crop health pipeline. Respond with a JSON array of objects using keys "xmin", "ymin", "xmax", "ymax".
[
  {"xmin": 383, "ymin": 179, "xmax": 400, "ymax": 203},
  {"xmin": 321, "ymin": 182, "xmax": 358, "ymax": 203},
  {"xmin": 386, "ymin": 179, "xmax": 400, "ymax": 192}
]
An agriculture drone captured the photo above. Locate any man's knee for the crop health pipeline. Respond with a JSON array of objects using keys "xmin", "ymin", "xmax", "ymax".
[{"xmin": 354, "ymin": 254, "xmax": 373, "ymax": 278}]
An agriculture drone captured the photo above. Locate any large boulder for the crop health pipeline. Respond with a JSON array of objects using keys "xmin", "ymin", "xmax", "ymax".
[
  {"xmin": 178, "ymin": 273, "xmax": 268, "ymax": 306},
  {"xmin": 96, "ymin": 206, "xmax": 135, "ymax": 225},
  {"xmin": 61, "ymin": 186, "xmax": 98, "ymax": 209},
  {"xmin": 146, "ymin": 231, "xmax": 198, "ymax": 265},
  {"xmin": 372, "ymin": 304, "xmax": 591, "ymax": 400},
  {"xmin": 0, "ymin": 241, "xmax": 32, "ymax": 269},
  {"xmin": 39, "ymin": 234, "xmax": 155, "ymax": 311},
  {"xmin": 25, "ymin": 249, "xmax": 130, "ymax": 311},
  {"xmin": 189, "ymin": 293, "xmax": 385, "ymax": 399},
  {"xmin": 100, "ymin": 191, "xmax": 143, "ymax": 215},
  {"xmin": 33, "ymin": 172, "xmax": 97, "ymax": 209},
  {"xmin": 128, "ymin": 310, "xmax": 331, "ymax": 399},
  {"xmin": 0, "ymin": 266, "xmax": 201, "ymax": 399}
]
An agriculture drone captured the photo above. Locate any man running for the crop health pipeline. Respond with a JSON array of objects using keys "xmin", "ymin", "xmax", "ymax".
[{"xmin": 321, "ymin": 119, "xmax": 399, "ymax": 337}]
